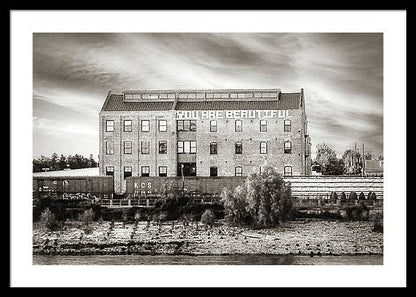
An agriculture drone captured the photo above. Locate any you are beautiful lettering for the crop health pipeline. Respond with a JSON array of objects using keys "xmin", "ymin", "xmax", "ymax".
[{"xmin": 175, "ymin": 110, "xmax": 293, "ymax": 120}]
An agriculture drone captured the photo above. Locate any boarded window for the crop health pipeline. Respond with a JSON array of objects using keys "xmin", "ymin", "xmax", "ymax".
[
  {"xmin": 235, "ymin": 120, "xmax": 242, "ymax": 132},
  {"xmin": 124, "ymin": 141, "xmax": 132, "ymax": 154},
  {"xmin": 106, "ymin": 141, "xmax": 114, "ymax": 155},
  {"xmin": 159, "ymin": 141, "xmax": 167, "ymax": 154},
  {"xmin": 210, "ymin": 142, "xmax": 217, "ymax": 154},
  {"xmin": 235, "ymin": 142, "xmax": 243, "ymax": 154},
  {"xmin": 210, "ymin": 166, "xmax": 218, "ymax": 177},
  {"xmin": 141, "ymin": 141, "xmax": 150, "ymax": 154}
]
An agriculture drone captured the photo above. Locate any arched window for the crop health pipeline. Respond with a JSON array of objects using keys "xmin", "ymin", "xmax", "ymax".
[
  {"xmin": 284, "ymin": 141, "xmax": 292, "ymax": 154},
  {"xmin": 284, "ymin": 166, "xmax": 292, "ymax": 176},
  {"xmin": 284, "ymin": 119, "xmax": 291, "ymax": 132}
]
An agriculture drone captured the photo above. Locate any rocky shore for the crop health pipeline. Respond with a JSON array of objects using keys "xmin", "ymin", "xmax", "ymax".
[{"xmin": 33, "ymin": 219, "xmax": 383, "ymax": 256}]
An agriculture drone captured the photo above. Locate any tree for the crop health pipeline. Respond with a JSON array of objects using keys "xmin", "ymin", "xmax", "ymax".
[
  {"xmin": 221, "ymin": 168, "xmax": 293, "ymax": 227},
  {"xmin": 315, "ymin": 143, "xmax": 337, "ymax": 174},
  {"xmin": 325, "ymin": 157, "xmax": 345, "ymax": 175},
  {"xmin": 342, "ymin": 149, "xmax": 362, "ymax": 175}
]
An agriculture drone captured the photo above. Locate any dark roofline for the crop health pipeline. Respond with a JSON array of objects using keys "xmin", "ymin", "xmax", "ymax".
[{"xmin": 100, "ymin": 90, "xmax": 112, "ymax": 113}]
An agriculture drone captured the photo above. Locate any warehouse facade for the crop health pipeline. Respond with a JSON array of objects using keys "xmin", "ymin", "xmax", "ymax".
[{"xmin": 99, "ymin": 88, "xmax": 312, "ymax": 193}]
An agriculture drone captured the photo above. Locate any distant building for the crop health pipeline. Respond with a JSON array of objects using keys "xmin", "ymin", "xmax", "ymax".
[
  {"xmin": 99, "ymin": 88, "xmax": 312, "ymax": 193},
  {"xmin": 364, "ymin": 159, "xmax": 383, "ymax": 176}
]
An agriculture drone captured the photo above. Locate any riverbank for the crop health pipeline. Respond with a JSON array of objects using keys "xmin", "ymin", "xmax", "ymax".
[{"xmin": 33, "ymin": 219, "xmax": 383, "ymax": 256}]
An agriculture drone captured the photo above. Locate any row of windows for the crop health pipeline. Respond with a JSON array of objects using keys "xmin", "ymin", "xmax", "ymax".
[
  {"xmin": 124, "ymin": 92, "xmax": 278, "ymax": 100},
  {"xmin": 105, "ymin": 165, "xmax": 293, "ymax": 178},
  {"xmin": 106, "ymin": 120, "xmax": 168, "ymax": 132},
  {"xmin": 105, "ymin": 119, "xmax": 292, "ymax": 133},
  {"xmin": 209, "ymin": 119, "xmax": 291, "ymax": 132},
  {"xmin": 106, "ymin": 141, "xmax": 293, "ymax": 155}
]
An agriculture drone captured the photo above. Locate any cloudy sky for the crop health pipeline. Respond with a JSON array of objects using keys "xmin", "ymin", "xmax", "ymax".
[{"xmin": 33, "ymin": 33, "xmax": 383, "ymax": 160}]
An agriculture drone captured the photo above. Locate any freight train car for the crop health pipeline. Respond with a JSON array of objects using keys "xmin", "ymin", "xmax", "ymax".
[
  {"xmin": 33, "ymin": 176, "xmax": 114, "ymax": 201},
  {"xmin": 125, "ymin": 176, "xmax": 246, "ymax": 198}
]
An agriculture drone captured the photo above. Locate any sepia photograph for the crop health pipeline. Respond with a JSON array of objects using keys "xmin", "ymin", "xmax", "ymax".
[
  {"xmin": 11, "ymin": 10, "xmax": 406, "ymax": 287},
  {"xmin": 31, "ymin": 31, "xmax": 384, "ymax": 265}
]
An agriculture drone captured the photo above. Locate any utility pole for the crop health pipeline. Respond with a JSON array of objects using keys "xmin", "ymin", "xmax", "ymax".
[{"xmin": 362, "ymin": 143, "xmax": 365, "ymax": 177}]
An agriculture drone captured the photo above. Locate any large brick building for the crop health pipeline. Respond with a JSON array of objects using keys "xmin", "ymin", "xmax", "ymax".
[{"xmin": 99, "ymin": 88, "xmax": 312, "ymax": 193}]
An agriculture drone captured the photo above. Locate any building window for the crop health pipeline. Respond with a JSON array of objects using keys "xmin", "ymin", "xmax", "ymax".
[
  {"xmin": 210, "ymin": 142, "xmax": 217, "ymax": 154},
  {"xmin": 260, "ymin": 120, "xmax": 267, "ymax": 132},
  {"xmin": 106, "ymin": 141, "xmax": 114, "ymax": 155},
  {"xmin": 177, "ymin": 120, "xmax": 196, "ymax": 131},
  {"xmin": 123, "ymin": 120, "xmax": 132, "ymax": 132},
  {"xmin": 284, "ymin": 141, "xmax": 292, "ymax": 154},
  {"xmin": 177, "ymin": 141, "xmax": 197, "ymax": 154},
  {"xmin": 284, "ymin": 166, "xmax": 293, "ymax": 176},
  {"xmin": 235, "ymin": 142, "xmax": 243, "ymax": 154},
  {"xmin": 177, "ymin": 141, "xmax": 184, "ymax": 154},
  {"xmin": 190, "ymin": 141, "xmax": 197, "ymax": 153},
  {"xmin": 141, "ymin": 166, "xmax": 150, "ymax": 177},
  {"xmin": 141, "ymin": 120, "xmax": 150, "ymax": 132},
  {"xmin": 284, "ymin": 119, "xmax": 291, "ymax": 132},
  {"xmin": 210, "ymin": 166, "xmax": 218, "ymax": 177},
  {"xmin": 123, "ymin": 141, "xmax": 132, "ymax": 154},
  {"xmin": 106, "ymin": 166, "xmax": 114, "ymax": 176},
  {"xmin": 235, "ymin": 120, "xmax": 242, "ymax": 132},
  {"xmin": 106, "ymin": 120, "xmax": 114, "ymax": 132},
  {"xmin": 159, "ymin": 166, "xmax": 167, "ymax": 177},
  {"xmin": 141, "ymin": 141, "xmax": 150, "ymax": 154},
  {"xmin": 159, "ymin": 141, "xmax": 167, "ymax": 154},
  {"xmin": 210, "ymin": 120, "xmax": 217, "ymax": 132},
  {"xmin": 235, "ymin": 166, "xmax": 243, "ymax": 177},
  {"xmin": 159, "ymin": 120, "xmax": 167, "ymax": 132},
  {"xmin": 260, "ymin": 142, "xmax": 267, "ymax": 154},
  {"xmin": 124, "ymin": 166, "xmax": 132, "ymax": 179}
]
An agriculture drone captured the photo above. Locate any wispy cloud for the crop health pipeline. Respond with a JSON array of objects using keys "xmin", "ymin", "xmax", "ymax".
[{"xmin": 33, "ymin": 33, "xmax": 383, "ymax": 159}]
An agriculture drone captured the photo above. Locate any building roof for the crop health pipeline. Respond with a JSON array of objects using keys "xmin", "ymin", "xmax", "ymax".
[{"xmin": 100, "ymin": 90, "xmax": 301, "ymax": 112}]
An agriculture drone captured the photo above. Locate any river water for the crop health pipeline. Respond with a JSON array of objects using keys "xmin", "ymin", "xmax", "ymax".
[{"xmin": 33, "ymin": 254, "xmax": 383, "ymax": 265}]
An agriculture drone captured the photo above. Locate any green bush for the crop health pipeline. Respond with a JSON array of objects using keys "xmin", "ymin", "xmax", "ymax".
[
  {"xmin": 370, "ymin": 192, "xmax": 377, "ymax": 200},
  {"xmin": 330, "ymin": 191, "xmax": 338, "ymax": 201},
  {"xmin": 201, "ymin": 209, "xmax": 216, "ymax": 227},
  {"xmin": 359, "ymin": 192, "xmax": 366, "ymax": 200}
]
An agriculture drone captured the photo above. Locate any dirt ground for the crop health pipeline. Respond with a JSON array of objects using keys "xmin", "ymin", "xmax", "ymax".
[{"xmin": 32, "ymin": 219, "xmax": 383, "ymax": 255}]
